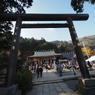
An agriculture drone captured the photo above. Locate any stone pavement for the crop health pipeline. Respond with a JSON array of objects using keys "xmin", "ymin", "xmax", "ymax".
[
  {"xmin": 0, "ymin": 67, "xmax": 95, "ymax": 95},
  {"xmin": 26, "ymin": 69, "xmax": 79, "ymax": 95},
  {"xmin": 1, "ymin": 67, "xmax": 95, "ymax": 95}
]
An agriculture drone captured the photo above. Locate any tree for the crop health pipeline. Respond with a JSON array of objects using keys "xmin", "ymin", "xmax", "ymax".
[
  {"xmin": 38, "ymin": 38, "xmax": 46, "ymax": 44},
  {"xmin": 81, "ymin": 46, "xmax": 94, "ymax": 56},
  {"xmin": 21, "ymin": 51, "xmax": 33, "ymax": 62},
  {"xmin": 57, "ymin": 41, "xmax": 74, "ymax": 53},
  {"xmin": 58, "ymin": 45, "xmax": 64, "ymax": 53},
  {"xmin": 19, "ymin": 37, "xmax": 38, "ymax": 55},
  {"xmin": 0, "ymin": 0, "xmax": 33, "ymax": 13},
  {"xmin": 36, "ymin": 42, "xmax": 57, "ymax": 51},
  {"xmin": 29, "ymin": 37, "xmax": 38, "ymax": 51},
  {"xmin": 0, "ymin": 20, "xmax": 13, "ymax": 70},
  {"xmin": 0, "ymin": 51, "xmax": 9, "ymax": 70},
  {"xmin": 71, "ymin": 0, "xmax": 95, "ymax": 13},
  {"xmin": 0, "ymin": 21, "xmax": 13, "ymax": 50},
  {"xmin": 0, "ymin": 0, "xmax": 33, "ymax": 70},
  {"xmin": 0, "ymin": 0, "xmax": 33, "ymax": 50}
]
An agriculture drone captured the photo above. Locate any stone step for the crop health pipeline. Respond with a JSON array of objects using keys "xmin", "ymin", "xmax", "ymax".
[{"xmin": 33, "ymin": 79, "xmax": 63, "ymax": 85}]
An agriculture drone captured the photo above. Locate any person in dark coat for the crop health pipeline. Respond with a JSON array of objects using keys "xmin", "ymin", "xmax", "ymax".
[
  {"xmin": 39, "ymin": 66, "xmax": 43, "ymax": 77},
  {"xmin": 36, "ymin": 66, "xmax": 39, "ymax": 78},
  {"xmin": 58, "ymin": 63, "xmax": 63, "ymax": 76},
  {"xmin": 87, "ymin": 61, "xmax": 92, "ymax": 69}
]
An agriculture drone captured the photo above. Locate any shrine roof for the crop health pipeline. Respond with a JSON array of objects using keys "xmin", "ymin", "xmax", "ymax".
[{"xmin": 28, "ymin": 50, "xmax": 61, "ymax": 58}]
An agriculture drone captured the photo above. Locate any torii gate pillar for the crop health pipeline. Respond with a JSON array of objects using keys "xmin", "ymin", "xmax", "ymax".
[
  {"xmin": 4, "ymin": 17, "xmax": 22, "ymax": 87},
  {"xmin": 67, "ymin": 17, "xmax": 95, "ymax": 95},
  {"xmin": 67, "ymin": 17, "xmax": 90, "ymax": 78}
]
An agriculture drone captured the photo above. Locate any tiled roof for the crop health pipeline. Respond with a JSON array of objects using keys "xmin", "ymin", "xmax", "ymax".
[
  {"xmin": 28, "ymin": 50, "xmax": 61, "ymax": 58},
  {"xmin": 62, "ymin": 53, "xmax": 75, "ymax": 59}
]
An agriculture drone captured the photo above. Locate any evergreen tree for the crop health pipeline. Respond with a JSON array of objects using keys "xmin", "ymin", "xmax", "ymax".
[{"xmin": 71, "ymin": 0, "xmax": 95, "ymax": 13}]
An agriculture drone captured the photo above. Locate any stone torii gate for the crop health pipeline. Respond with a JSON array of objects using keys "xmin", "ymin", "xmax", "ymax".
[{"xmin": 0, "ymin": 14, "xmax": 90, "ymax": 88}]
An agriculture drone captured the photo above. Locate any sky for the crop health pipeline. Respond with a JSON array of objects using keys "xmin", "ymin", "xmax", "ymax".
[{"xmin": 13, "ymin": 0, "xmax": 95, "ymax": 42}]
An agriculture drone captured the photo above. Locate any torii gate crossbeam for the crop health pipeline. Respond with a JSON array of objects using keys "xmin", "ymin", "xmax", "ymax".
[
  {"xmin": 21, "ymin": 23, "xmax": 69, "ymax": 28},
  {"xmin": 0, "ymin": 13, "xmax": 88, "ymax": 21}
]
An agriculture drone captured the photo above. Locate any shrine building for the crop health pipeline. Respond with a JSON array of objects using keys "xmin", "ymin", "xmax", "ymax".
[{"xmin": 27, "ymin": 50, "xmax": 62, "ymax": 68}]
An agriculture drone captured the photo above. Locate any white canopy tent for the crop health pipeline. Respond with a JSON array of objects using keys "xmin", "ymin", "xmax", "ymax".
[{"xmin": 86, "ymin": 55, "xmax": 95, "ymax": 62}]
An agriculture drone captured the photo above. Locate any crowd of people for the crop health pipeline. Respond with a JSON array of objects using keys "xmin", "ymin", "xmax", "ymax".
[
  {"xmin": 56, "ymin": 61, "xmax": 78, "ymax": 76},
  {"xmin": 29, "ymin": 64, "xmax": 50, "ymax": 78},
  {"xmin": 29, "ymin": 65, "xmax": 43, "ymax": 78},
  {"xmin": 28, "ymin": 61, "xmax": 78, "ymax": 78},
  {"xmin": 28, "ymin": 60, "xmax": 93, "ymax": 78}
]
